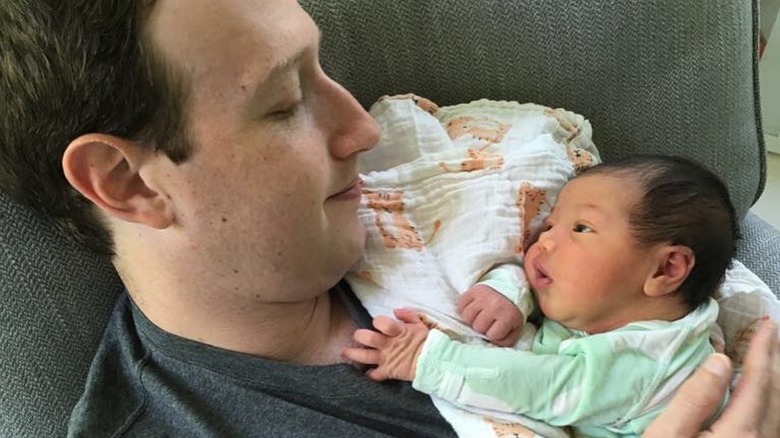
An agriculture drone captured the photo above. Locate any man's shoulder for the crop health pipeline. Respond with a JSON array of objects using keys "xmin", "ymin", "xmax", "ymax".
[{"xmin": 67, "ymin": 295, "xmax": 149, "ymax": 437}]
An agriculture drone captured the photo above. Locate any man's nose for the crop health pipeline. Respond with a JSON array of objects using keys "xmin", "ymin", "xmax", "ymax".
[{"xmin": 321, "ymin": 75, "xmax": 379, "ymax": 159}]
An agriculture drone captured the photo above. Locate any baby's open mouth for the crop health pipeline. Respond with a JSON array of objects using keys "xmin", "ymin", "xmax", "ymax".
[{"xmin": 533, "ymin": 261, "xmax": 552, "ymax": 286}]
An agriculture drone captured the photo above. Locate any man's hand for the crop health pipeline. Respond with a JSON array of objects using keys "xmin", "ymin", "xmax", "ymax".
[
  {"xmin": 457, "ymin": 284, "xmax": 523, "ymax": 347},
  {"xmin": 342, "ymin": 308, "xmax": 429, "ymax": 382},
  {"xmin": 644, "ymin": 320, "xmax": 779, "ymax": 438}
]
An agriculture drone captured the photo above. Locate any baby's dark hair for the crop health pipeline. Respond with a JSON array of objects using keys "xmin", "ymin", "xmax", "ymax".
[{"xmin": 577, "ymin": 155, "xmax": 740, "ymax": 310}]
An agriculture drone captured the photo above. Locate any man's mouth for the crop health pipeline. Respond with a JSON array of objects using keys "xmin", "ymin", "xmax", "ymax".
[{"xmin": 328, "ymin": 178, "xmax": 362, "ymax": 201}]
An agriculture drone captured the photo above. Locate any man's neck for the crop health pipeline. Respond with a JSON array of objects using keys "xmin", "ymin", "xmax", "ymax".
[{"xmin": 129, "ymin": 284, "xmax": 357, "ymax": 365}]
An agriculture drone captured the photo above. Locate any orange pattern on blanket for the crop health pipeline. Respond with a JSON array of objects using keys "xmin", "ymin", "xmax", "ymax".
[
  {"xmin": 439, "ymin": 143, "xmax": 505, "ymax": 173},
  {"xmin": 544, "ymin": 108, "xmax": 596, "ymax": 174},
  {"xmin": 516, "ymin": 183, "xmax": 548, "ymax": 253},
  {"xmin": 446, "ymin": 116, "xmax": 512, "ymax": 143},
  {"xmin": 486, "ymin": 418, "xmax": 538, "ymax": 438},
  {"xmin": 440, "ymin": 116, "xmax": 511, "ymax": 173},
  {"xmin": 364, "ymin": 191, "xmax": 441, "ymax": 251},
  {"xmin": 412, "ymin": 95, "xmax": 440, "ymax": 115},
  {"xmin": 544, "ymin": 108, "xmax": 581, "ymax": 143},
  {"xmin": 354, "ymin": 270, "xmax": 377, "ymax": 284},
  {"xmin": 567, "ymin": 147, "xmax": 596, "ymax": 173}
]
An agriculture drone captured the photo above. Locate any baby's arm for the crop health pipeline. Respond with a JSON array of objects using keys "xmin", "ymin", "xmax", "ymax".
[
  {"xmin": 342, "ymin": 308, "xmax": 430, "ymax": 382},
  {"xmin": 344, "ymin": 316, "xmax": 646, "ymax": 425},
  {"xmin": 458, "ymin": 264, "xmax": 535, "ymax": 347}
]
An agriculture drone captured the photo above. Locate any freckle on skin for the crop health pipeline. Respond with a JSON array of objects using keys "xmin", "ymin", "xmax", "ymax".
[
  {"xmin": 222, "ymin": 217, "xmax": 228, "ymax": 223},
  {"xmin": 233, "ymin": 269, "xmax": 239, "ymax": 274}
]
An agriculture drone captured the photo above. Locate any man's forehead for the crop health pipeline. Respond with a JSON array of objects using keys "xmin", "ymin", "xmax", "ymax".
[{"xmin": 146, "ymin": 0, "xmax": 318, "ymax": 82}]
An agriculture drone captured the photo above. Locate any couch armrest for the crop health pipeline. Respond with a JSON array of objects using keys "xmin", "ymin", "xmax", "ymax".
[{"xmin": 736, "ymin": 212, "xmax": 780, "ymax": 298}]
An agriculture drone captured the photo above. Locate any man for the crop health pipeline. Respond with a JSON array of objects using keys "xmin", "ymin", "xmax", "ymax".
[{"xmin": 1, "ymin": 0, "xmax": 777, "ymax": 436}]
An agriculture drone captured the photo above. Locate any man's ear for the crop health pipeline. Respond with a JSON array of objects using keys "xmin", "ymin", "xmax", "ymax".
[
  {"xmin": 644, "ymin": 245, "xmax": 695, "ymax": 297},
  {"xmin": 62, "ymin": 133, "xmax": 174, "ymax": 229}
]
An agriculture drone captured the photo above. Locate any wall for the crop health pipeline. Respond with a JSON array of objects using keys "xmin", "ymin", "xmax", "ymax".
[
  {"xmin": 762, "ymin": 0, "xmax": 780, "ymax": 39},
  {"xmin": 761, "ymin": 1, "xmax": 780, "ymax": 153}
]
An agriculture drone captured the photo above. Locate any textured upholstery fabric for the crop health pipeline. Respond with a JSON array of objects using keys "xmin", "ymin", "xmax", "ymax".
[
  {"xmin": 737, "ymin": 212, "xmax": 780, "ymax": 291},
  {"xmin": 1, "ymin": 0, "xmax": 776, "ymax": 436},
  {"xmin": 0, "ymin": 192, "xmax": 123, "ymax": 438},
  {"xmin": 301, "ymin": 0, "xmax": 766, "ymax": 219}
]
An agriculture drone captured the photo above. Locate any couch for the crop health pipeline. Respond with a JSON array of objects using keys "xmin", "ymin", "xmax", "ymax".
[{"xmin": 1, "ymin": 0, "xmax": 778, "ymax": 436}]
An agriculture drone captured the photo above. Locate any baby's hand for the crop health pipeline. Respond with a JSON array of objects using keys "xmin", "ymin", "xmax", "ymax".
[
  {"xmin": 342, "ymin": 308, "xmax": 429, "ymax": 382},
  {"xmin": 457, "ymin": 284, "xmax": 523, "ymax": 347}
]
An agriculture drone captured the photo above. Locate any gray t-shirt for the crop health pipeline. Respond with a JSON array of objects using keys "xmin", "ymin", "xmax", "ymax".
[{"xmin": 68, "ymin": 283, "xmax": 455, "ymax": 437}]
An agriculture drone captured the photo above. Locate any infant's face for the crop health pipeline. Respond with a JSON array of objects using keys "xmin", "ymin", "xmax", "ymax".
[{"xmin": 523, "ymin": 174, "xmax": 659, "ymax": 333}]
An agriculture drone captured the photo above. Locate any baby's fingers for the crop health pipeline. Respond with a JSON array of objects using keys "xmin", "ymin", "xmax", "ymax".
[
  {"xmin": 372, "ymin": 316, "xmax": 404, "ymax": 337},
  {"xmin": 365, "ymin": 366, "xmax": 392, "ymax": 382},
  {"xmin": 456, "ymin": 291, "xmax": 476, "ymax": 316},
  {"xmin": 353, "ymin": 328, "xmax": 390, "ymax": 349},
  {"xmin": 485, "ymin": 318, "xmax": 513, "ymax": 341},
  {"xmin": 342, "ymin": 346, "xmax": 381, "ymax": 366},
  {"xmin": 490, "ymin": 325, "xmax": 522, "ymax": 348},
  {"xmin": 393, "ymin": 308, "xmax": 424, "ymax": 325}
]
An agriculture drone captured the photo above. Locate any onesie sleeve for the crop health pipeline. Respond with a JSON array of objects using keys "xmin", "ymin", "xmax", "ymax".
[
  {"xmin": 476, "ymin": 263, "xmax": 535, "ymax": 321},
  {"xmin": 413, "ymin": 326, "xmax": 664, "ymax": 428}
]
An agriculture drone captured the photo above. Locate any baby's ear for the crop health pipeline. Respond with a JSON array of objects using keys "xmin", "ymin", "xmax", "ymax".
[{"xmin": 644, "ymin": 245, "xmax": 695, "ymax": 297}]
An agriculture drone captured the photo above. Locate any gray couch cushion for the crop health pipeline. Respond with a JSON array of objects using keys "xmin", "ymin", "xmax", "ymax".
[
  {"xmin": 1, "ymin": 1, "xmax": 774, "ymax": 437},
  {"xmin": 0, "ymin": 191, "xmax": 122, "ymax": 437},
  {"xmin": 737, "ymin": 212, "xmax": 780, "ymax": 293},
  {"xmin": 302, "ymin": 0, "xmax": 766, "ymax": 219}
]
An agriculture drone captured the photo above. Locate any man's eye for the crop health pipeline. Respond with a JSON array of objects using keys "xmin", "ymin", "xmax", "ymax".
[
  {"xmin": 268, "ymin": 103, "xmax": 301, "ymax": 120},
  {"xmin": 573, "ymin": 223, "xmax": 593, "ymax": 233}
]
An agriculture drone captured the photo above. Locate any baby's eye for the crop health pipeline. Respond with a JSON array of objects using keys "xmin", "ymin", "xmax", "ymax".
[{"xmin": 573, "ymin": 223, "xmax": 593, "ymax": 233}]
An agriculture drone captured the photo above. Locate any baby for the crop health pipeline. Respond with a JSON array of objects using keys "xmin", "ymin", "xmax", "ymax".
[{"xmin": 343, "ymin": 155, "xmax": 739, "ymax": 437}]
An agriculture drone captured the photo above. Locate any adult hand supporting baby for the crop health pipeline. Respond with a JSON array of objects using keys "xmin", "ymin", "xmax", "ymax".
[
  {"xmin": 644, "ymin": 320, "xmax": 779, "ymax": 438},
  {"xmin": 458, "ymin": 284, "xmax": 523, "ymax": 347},
  {"xmin": 343, "ymin": 308, "xmax": 430, "ymax": 382}
]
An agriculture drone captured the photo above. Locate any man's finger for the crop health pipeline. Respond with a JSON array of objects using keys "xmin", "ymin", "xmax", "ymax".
[
  {"xmin": 643, "ymin": 353, "xmax": 732, "ymax": 438},
  {"xmin": 763, "ymin": 334, "xmax": 780, "ymax": 438},
  {"xmin": 711, "ymin": 321, "xmax": 777, "ymax": 435}
]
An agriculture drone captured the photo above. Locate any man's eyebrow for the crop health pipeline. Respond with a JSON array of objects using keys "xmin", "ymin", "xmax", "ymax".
[{"xmin": 266, "ymin": 28, "xmax": 322, "ymax": 80}]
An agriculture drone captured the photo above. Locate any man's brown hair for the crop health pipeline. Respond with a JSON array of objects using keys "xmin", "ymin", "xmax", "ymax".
[{"xmin": 1, "ymin": 0, "xmax": 191, "ymax": 254}]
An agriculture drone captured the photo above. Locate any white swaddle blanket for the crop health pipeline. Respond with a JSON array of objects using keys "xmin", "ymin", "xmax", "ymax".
[
  {"xmin": 346, "ymin": 95, "xmax": 780, "ymax": 438},
  {"xmin": 347, "ymin": 95, "xmax": 598, "ymax": 437}
]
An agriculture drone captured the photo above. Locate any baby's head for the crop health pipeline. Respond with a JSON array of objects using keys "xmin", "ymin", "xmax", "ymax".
[
  {"xmin": 581, "ymin": 155, "xmax": 739, "ymax": 309},
  {"xmin": 524, "ymin": 154, "xmax": 738, "ymax": 333}
]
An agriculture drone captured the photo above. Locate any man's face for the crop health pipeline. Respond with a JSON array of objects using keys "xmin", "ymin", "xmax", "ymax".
[{"xmin": 146, "ymin": 0, "xmax": 379, "ymax": 300}]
